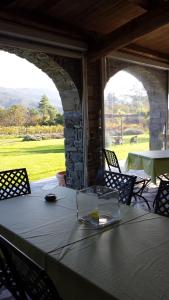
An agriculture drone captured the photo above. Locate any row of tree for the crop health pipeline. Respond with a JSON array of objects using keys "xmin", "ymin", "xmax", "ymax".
[{"xmin": 0, "ymin": 95, "xmax": 64, "ymax": 127}]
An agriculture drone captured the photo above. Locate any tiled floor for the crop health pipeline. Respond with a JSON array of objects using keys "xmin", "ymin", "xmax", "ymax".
[{"xmin": 131, "ymin": 182, "xmax": 158, "ymax": 212}]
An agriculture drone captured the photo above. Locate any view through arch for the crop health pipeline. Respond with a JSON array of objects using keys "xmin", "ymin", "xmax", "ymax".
[
  {"xmin": 0, "ymin": 50, "xmax": 65, "ymax": 182},
  {"xmin": 104, "ymin": 70, "xmax": 150, "ymax": 163}
]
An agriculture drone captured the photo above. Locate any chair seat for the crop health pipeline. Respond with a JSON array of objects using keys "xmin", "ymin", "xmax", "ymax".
[{"xmin": 135, "ymin": 176, "xmax": 148, "ymax": 184}]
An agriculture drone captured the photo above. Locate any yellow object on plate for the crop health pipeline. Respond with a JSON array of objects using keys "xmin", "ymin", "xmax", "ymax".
[{"xmin": 88, "ymin": 210, "xmax": 100, "ymax": 220}]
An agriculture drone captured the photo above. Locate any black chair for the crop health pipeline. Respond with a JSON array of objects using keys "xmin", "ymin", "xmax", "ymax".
[
  {"xmin": 103, "ymin": 149, "xmax": 151, "ymax": 209},
  {"xmin": 0, "ymin": 235, "xmax": 62, "ymax": 300},
  {"xmin": 0, "ymin": 168, "xmax": 31, "ymax": 200},
  {"xmin": 96, "ymin": 170, "xmax": 136, "ymax": 205},
  {"xmin": 153, "ymin": 179, "xmax": 169, "ymax": 217},
  {"xmin": 130, "ymin": 136, "xmax": 137, "ymax": 144}
]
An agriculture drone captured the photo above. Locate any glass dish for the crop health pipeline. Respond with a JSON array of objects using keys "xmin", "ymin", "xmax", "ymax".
[{"xmin": 76, "ymin": 185, "xmax": 120, "ymax": 229}]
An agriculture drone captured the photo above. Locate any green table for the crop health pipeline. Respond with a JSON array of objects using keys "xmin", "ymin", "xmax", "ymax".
[
  {"xmin": 125, "ymin": 150, "xmax": 169, "ymax": 184},
  {"xmin": 0, "ymin": 183, "xmax": 163, "ymax": 300}
]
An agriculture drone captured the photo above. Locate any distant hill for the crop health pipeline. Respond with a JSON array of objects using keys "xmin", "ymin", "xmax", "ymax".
[{"xmin": 0, "ymin": 87, "xmax": 63, "ymax": 113}]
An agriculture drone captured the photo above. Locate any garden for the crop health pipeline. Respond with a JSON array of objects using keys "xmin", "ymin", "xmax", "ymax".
[
  {"xmin": 0, "ymin": 133, "xmax": 149, "ymax": 182},
  {"xmin": 0, "ymin": 136, "xmax": 65, "ymax": 181}
]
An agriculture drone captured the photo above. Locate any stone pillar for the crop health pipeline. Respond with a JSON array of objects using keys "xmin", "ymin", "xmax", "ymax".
[{"xmin": 86, "ymin": 61, "xmax": 103, "ymax": 185}]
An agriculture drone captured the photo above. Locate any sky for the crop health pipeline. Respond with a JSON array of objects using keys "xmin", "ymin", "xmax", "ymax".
[
  {"xmin": 0, "ymin": 50, "xmax": 146, "ymax": 100},
  {"xmin": 104, "ymin": 70, "xmax": 147, "ymax": 99},
  {"xmin": 0, "ymin": 50, "xmax": 57, "ymax": 89}
]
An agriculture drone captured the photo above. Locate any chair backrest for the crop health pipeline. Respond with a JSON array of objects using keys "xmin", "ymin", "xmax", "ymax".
[
  {"xmin": 0, "ymin": 168, "xmax": 31, "ymax": 200},
  {"xmin": 103, "ymin": 149, "xmax": 121, "ymax": 172},
  {"xmin": 0, "ymin": 235, "xmax": 61, "ymax": 300},
  {"xmin": 97, "ymin": 170, "xmax": 136, "ymax": 205},
  {"xmin": 130, "ymin": 136, "xmax": 137, "ymax": 144},
  {"xmin": 154, "ymin": 179, "xmax": 169, "ymax": 217}
]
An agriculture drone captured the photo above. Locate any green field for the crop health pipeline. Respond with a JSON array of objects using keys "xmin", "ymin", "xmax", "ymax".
[
  {"xmin": 0, "ymin": 134, "xmax": 149, "ymax": 182},
  {"xmin": 108, "ymin": 134, "xmax": 149, "ymax": 160},
  {"xmin": 0, "ymin": 137, "xmax": 65, "ymax": 182}
]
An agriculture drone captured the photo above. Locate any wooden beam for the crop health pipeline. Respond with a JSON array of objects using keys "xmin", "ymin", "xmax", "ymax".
[
  {"xmin": 109, "ymin": 51, "xmax": 169, "ymax": 70},
  {"xmin": 36, "ymin": 0, "xmax": 60, "ymax": 12},
  {"xmin": 124, "ymin": 44, "xmax": 169, "ymax": 63},
  {"xmin": 0, "ymin": 0, "xmax": 16, "ymax": 9},
  {"xmin": 0, "ymin": 18, "xmax": 87, "ymax": 52},
  {"xmin": 127, "ymin": 0, "xmax": 164, "ymax": 10},
  {"xmin": 88, "ymin": 1, "xmax": 169, "ymax": 62},
  {"xmin": 0, "ymin": 8, "xmax": 89, "ymax": 41},
  {"xmin": 0, "ymin": 34, "xmax": 83, "ymax": 58},
  {"xmin": 127, "ymin": 0, "xmax": 149, "ymax": 10}
]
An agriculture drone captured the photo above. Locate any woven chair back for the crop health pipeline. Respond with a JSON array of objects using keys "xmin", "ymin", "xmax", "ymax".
[
  {"xmin": 0, "ymin": 235, "xmax": 62, "ymax": 300},
  {"xmin": 0, "ymin": 168, "xmax": 31, "ymax": 200},
  {"xmin": 103, "ymin": 149, "xmax": 121, "ymax": 172},
  {"xmin": 154, "ymin": 179, "xmax": 169, "ymax": 217},
  {"xmin": 97, "ymin": 170, "xmax": 136, "ymax": 205}
]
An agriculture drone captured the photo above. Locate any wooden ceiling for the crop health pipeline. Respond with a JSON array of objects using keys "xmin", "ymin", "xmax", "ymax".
[{"xmin": 0, "ymin": 0, "xmax": 169, "ymax": 65}]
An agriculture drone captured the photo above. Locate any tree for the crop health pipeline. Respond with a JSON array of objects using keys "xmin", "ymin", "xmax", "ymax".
[
  {"xmin": 54, "ymin": 113, "xmax": 64, "ymax": 125},
  {"xmin": 26, "ymin": 108, "xmax": 41, "ymax": 126},
  {"xmin": 38, "ymin": 95, "xmax": 50, "ymax": 123},
  {"xmin": 7, "ymin": 105, "xmax": 28, "ymax": 126},
  {"xmin": 38, "ymin": 94, "xmax": 62, "ymax": 125},
  {"xmin": 48, "ymin": 104, "xmax": 58, "ymax": 122}
]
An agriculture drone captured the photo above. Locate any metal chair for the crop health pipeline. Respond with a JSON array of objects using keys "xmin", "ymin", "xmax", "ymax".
[
  {"xmin": 96, "ymin": 170, "xmax": 136, "ymax": 205},
  {"xmin": 0, "ymin": 168, "xmax": 31, "ymax": 200},
  {"xmin": 103, "ymin": 149, "xmax": 151, "ymax": 209},
  {"xmin": 0, "ymin": 235, "xmax": 62, "ymax": 300},
  {"xmin": 154, "ymin": 179, "xmax": 169, "ymax": 217},
  {"xmin": 130, "ymin": 136, "xmax": 137, "ymax": 144}
]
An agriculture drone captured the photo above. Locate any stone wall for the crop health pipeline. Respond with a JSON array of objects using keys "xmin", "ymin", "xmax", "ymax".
[
  {"xmin": 1, "ymin": 47, "xmax": 84, "ymax": 189},
  {"xmin": 107, "ymin": 58, "xmax": 168, "ymax": 150}
]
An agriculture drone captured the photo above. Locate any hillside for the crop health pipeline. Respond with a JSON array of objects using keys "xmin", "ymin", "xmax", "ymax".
[{"xmin": 0, "ymin": 87, "xmax": 63, "ymax": 113}]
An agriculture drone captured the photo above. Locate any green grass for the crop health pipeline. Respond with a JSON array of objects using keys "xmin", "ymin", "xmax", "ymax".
[
  {"xmin": 0, "ymin": 133, "xmax": 149, "ymax": 182},
  {"xmin": 0, "ymin": 137, "xmax": 65, "ymax": 182},
  {"xmin": 108, "ymin": 134, "xmax": 149, "ymax": 160}
]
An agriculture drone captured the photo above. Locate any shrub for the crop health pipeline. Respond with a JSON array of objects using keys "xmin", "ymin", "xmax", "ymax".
[
  {"xmin": 22, "ymin": 135, "xmax": 42, "ymax": 141},
  {"xmin": 22, "ymin": 132, "xmax": 64, "ymax": 141},
  {"xmin": 123, "ymin": 128, "xmax": 144, "ymax": 135}
]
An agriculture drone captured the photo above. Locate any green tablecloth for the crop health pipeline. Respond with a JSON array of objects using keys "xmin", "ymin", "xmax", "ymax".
[
  {"xmin": 125, "ymin": 150, "xmax": 169, "ymax": 183},
  {"xmin": 0, "ymin": 184, "xmax": 165, "ymax": 300}
]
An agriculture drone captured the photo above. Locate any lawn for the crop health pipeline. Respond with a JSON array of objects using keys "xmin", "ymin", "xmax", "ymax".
[
  {"xmin": 108, "ymin": 134, "xmax": 149, "ymax": 160},
  {"xmin": 0, "ymin": 134, "xmax": 149, "ymax": 182},
  {"xmin": 0, "ymin": 137, "xmax": 65, "ymax": 182}
]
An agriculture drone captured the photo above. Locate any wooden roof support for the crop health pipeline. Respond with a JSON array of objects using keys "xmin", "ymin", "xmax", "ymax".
[
  {"xmin": 127, "ymin": 0, "xmax": 165, "ymax": 10},
  {"xmin": 88, "ymin": 1, "xmax": 169, "ymax": 62},
  {"xmin": 124, "ymin": 44, "xmax": 169, "ymax": 63},
  {"xmin": 0, "ymin": 18, "xmax": 87, "ymax": 52},
  {"xmin": 0, "ymin": 0, "xmax": 16, "ymax": 9}
]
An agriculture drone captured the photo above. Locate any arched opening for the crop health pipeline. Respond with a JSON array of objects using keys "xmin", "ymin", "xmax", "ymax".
[
  {"xmin": 104, "ymin": 70, "xmax": 150, "ymax": 163},
  {"xmin": 0, "ymin": 48, "xmax": 84, "ymax": 189},
  {"xmin": 107, "ymin": 59, "xmax": 168, "ymax": 151},
  {"xmin": 0, "ymin": 50, "xmax": 65, "ymax": 181}
]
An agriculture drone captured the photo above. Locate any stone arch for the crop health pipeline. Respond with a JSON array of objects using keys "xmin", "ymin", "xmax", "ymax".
[
  {"xmin": 106, "ymin": 58, "xmax": 168, "ymax": 149},
  {"xmin": 0, "ymin": 46, "xmax": 83, "ymax": 188}
]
